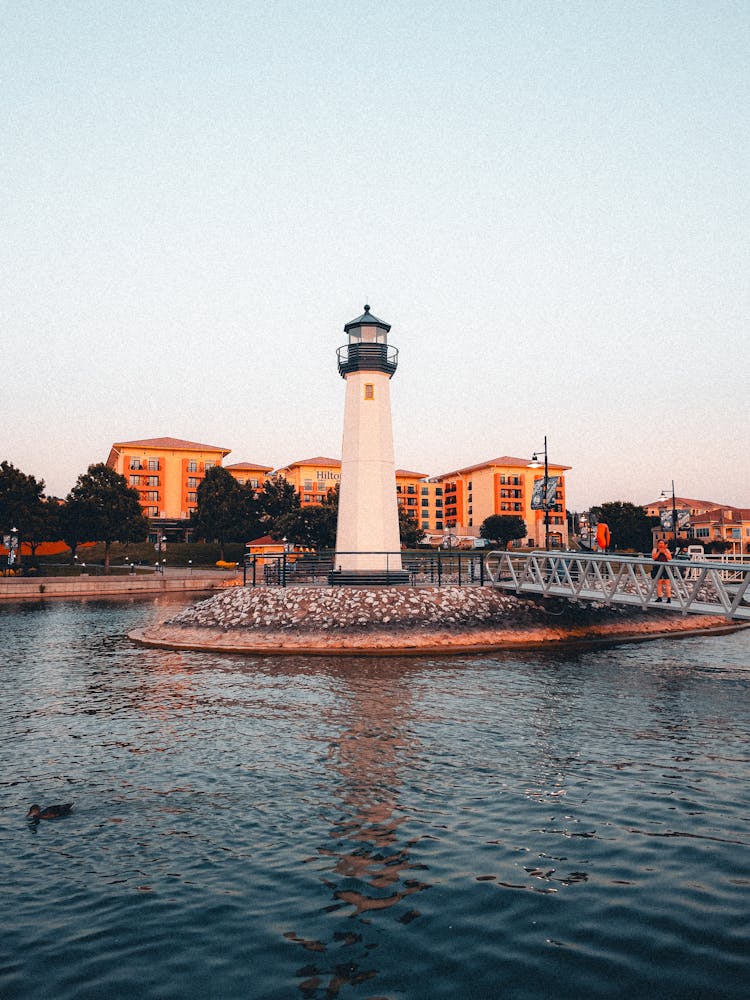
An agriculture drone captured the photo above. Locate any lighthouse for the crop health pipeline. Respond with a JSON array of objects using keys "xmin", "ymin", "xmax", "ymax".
[{"xmin": 331, "ymin": 305, "xmax": 408, "ymax": 585}]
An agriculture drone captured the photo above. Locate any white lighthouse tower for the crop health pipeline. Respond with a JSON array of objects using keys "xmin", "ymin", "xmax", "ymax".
[{"xmin": 331, "ymin": 305, "xmax": 408, "ymax": 585}]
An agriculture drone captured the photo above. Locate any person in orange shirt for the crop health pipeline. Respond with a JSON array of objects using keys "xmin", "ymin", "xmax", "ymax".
[
  {"xmin": 595, "ymin": 522, "xmax": 611, "ymax": 552},
  {"xmin": 651, "ymin": 538, "xmax": 672, "ymax": 603}
]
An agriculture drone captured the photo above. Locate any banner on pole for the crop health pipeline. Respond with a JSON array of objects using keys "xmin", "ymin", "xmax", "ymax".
[
  {"xmin": 530, "ymin": 476, "xmax": 559, "ymax": 510},
  {"xmin": 659, "ymin": 508, "xmax": 690, "ymax": 530}
]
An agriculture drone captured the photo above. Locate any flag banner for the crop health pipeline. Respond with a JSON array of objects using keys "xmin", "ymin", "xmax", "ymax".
[
  {"xmin": 659, "ymin": 508, "xmax": 690, "ymax": 530},
  {"xmin": 530, "ymin": 476, "xmax": 559, "ymax": 510}
]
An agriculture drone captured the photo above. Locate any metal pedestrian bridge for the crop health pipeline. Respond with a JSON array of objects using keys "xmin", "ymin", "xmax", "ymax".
[{"xmin": 485, "ymin": 551, "xmax": 750, "ymax": 621}]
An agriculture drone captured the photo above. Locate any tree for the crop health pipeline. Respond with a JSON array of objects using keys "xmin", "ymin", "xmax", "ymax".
[
  {"xmin": 272, "ymin": 486, "xmax": 338, "ymax": 550},
  {"xmin": 59, "ymin": 496, "xmax": 90, "ymax": 563},
  {"xmin": 479, "ymin": 514, "xmax": 527, "ymax": 549},
  {"xmin": 257, "ymin": 474, "xmax": 300, "ymax": 526},
  {"xmin": 66, "ymin": 464, "xmax": 149, "ymax": 571},
  {"xmin": 399, "ymin": 506, "xmax": 425, "ymax": 548},
  {"xmin": 193, "ymin": 466, "xmax": 262, "ymax": 559},
  {"xmin": 0, "ymin": 461, "xmax": 45, "ymax": 563},
  {"xmin": 26, "ymin": 497, "xmax": 63, "ymax": 559},
  {"xmin": 590, "ymin": 501, "xmax": 658, "ymax": 553}
]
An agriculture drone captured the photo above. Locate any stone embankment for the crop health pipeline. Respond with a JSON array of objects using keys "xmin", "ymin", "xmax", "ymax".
[
  {"xmin": 132, "ymin": 585, "xmax": 742, "ymax": 656},
  {"xmin": 0, "ymin": 573, "xmax": 232, "ymax": 601}
]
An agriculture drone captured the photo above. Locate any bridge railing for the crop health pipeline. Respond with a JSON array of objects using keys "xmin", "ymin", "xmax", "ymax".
[{"xmin": 485, "ymin": 550, "xmax": 750, "ymax": 621}]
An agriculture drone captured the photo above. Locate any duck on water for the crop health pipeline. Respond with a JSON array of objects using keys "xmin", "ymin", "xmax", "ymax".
[{"xmin": 26, "ymin": 803, "xmax": 74, "ymax": 821}]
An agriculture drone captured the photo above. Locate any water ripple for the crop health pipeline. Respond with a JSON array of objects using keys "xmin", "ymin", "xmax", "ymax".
[{"xmin": 1, "ymin": 602, "xmax": 750, "ymax": 998}]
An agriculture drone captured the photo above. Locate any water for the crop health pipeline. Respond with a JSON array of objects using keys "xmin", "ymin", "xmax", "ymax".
[{"xmin": 1, "ymin": 597, "xmax": 749, "ymax": 1000}]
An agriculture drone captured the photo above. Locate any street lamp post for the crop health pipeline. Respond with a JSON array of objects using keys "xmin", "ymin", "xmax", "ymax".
[
  {"xmin": 530, "ymin": 436, "xmax": 550, "ymax": 549},
  {"xmin": 660, "ymin": 481, "xmax": 677, "ymax": 546}
]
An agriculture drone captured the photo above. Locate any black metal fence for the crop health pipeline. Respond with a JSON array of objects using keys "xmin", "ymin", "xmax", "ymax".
[{"xmin": 243, "ymin": 550, "xmax": 487, "ymax": 587}]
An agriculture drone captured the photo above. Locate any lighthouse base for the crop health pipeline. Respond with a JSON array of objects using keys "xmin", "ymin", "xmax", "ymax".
[{"xmin": 328, "ymin": 568, "xmax": 410, "ymax": 587}]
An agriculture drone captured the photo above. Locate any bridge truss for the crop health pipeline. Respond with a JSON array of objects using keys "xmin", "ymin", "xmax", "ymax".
[{"xmin": 485, "ymin": 551, "xmax": 750, "ymax": 621}]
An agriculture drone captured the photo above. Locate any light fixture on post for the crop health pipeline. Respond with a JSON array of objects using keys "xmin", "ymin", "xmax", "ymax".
[
  {"xmin": 529, "ymin": 436, "xmax": 550, "ymax": 549},
  {"xmin": 660, "ymin": 481, "xmax": 678, "ymax": 545}
]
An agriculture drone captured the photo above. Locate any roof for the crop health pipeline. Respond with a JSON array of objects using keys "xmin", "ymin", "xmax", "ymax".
[
  {"xmin": 344, "ymin": 304, "xmax": 391, "ymax": 333},
  {"xmin": 644, "ymin": 496, "xmax": 723, "ymax": 509},
  {"xmin": 245, "ymin": 535, "xmax": 281, "ymax": 546},
  {"xmin": 691, "ymin": 507, "xmax": 750, "ymax": 524},
  {"xmin": 224, "ymin": 462, "xmax": 273, "ymax": 472},
  {"xmin": 435, "ymin": 455, "xmax": 571, "ymax": 479},
  {"xmin": 111, "ymin": 436, "xmax": 231, "ymax": 454},
  {"xmin": 278, "ymin": 456, "xmax": 341, "ymax": 470},
  {"xmin": 396, "ymin": 469, "xmax": 429, "ymax": 479}
]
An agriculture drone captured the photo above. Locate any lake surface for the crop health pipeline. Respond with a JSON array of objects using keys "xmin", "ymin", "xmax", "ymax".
[{"xmin": 1, "ymin": 596, "xmax": 749, "ymax": 999}]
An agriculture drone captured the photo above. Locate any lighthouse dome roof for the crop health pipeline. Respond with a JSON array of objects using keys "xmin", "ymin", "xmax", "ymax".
[{"xmin": 344, "ymin": 304, "xmax": 391, "ymax": 333}]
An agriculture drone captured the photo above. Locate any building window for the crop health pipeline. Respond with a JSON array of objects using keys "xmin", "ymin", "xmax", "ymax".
[
  {"xmin": 147, "ymin": 459, "xmax": 160, "ymax": 471},
  {"xmin": 187, "ymin": 492, "xmax": 197, "ymax": 503},
  {"xmin": 147, "ymin": 476, "xmax": 159, "ymax": 487},
  {"xmin": 129, "ymin": 475, "xmax": 141, "ymax": 487},
  {"xmin": 364, "ymin": 383, "xmax": 374, "ymax": 400},
  {"xmin": 304, "ymin": 494, "xmax": 313, "ymax": 503},
  {"xmin": 146, "ymin": 506, "xmax": 158, "ymax": 517},
  {"xmin": 187, "ymin": 460, "xmax": 197, "ymax": 473},
  {"xmin": 435, "ymin": 488, "xmax": 443, "ymax": 496},
  {"xmin": 250, "ymin": 478, "xmax": 259, "ymax": 489},
  {"xmin": 187, "ymin": 477, "xmax": 199, "ymax": 489},
  {"xmin": 436, "ymin": 521, "xmax": 443, "ymax": 530},
  {"xmin": 304, "ymin": 479, "xmax": 313, "ymax": 491},
  {"xmin": 422, "ymin": 521, "xmax": 429, "ymax": 529},
  {"xmin": 421, "ymin": 487, "xmax": 428, "ymax": 495},
  {"xmin": 204, "ymin": 461, "xmax": 215, "ymax": 471},
  {"xmin": 145, "ymin": 491, "xmax": 159, "ymax": 502},
  {"xmin": 421, "ymin": 499, "xmax": 429, "ymax": 507},
  {"xmin": 130, "ymin": 460, "xmax": 142, "ymax": 470}
]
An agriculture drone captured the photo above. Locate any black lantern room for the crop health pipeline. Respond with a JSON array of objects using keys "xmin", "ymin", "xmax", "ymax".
[{"xmin": 337, "ymin": 305, "xmax": 399, "ymax": 378}]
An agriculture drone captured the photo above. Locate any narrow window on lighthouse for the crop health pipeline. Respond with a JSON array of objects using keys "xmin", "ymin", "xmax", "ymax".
[{"xmin": 364, "ymin": 383, "xmax": 374, "ymax": 400}]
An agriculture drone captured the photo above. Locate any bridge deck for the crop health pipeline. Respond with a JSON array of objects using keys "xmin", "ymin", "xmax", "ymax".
[{"xmin": 486, "ymin": 551, "xmax": 750, "ymax": 621}]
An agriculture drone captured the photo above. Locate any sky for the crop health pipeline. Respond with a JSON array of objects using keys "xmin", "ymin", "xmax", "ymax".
[{"xmin": 2, "ymin": 0, "xmax": 748, "ymax": 511}]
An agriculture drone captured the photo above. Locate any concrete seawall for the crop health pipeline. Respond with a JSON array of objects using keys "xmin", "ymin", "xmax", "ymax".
[{"xmin": 0, "ymin": 573, "xmax": 236, "ymax": 600}]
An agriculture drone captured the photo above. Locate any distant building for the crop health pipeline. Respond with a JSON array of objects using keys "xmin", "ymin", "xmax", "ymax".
[
  {"xmin": 643, "ymin": 497, "xmax": 750, "ymax": 554},
  {"xmin": 689, "ymin": 507, "xmax": 750, "ymax": 555},
  {"xmin": 274, "ymin": 457, "xmax": 341, "ymax": 506},
  {"xmin": 431, "ymin": 456, "xmax": 571, "ymax": 548},
  {"xmin": 224, "ymin": 462, "xmax": 274, "ymax": 490},
  {"xmin": 105, "ymin": 437, "xmax": 574, "ymax": 548}
]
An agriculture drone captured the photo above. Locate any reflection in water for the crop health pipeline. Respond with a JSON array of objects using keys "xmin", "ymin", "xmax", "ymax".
[{"xmin": 284, "ymin": 659, "xmax": 431, "ymax": 997}]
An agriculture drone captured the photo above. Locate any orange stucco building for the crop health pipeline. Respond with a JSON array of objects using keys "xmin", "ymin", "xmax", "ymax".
[
  {"xmin": 274, "ymin": 457, "xmax": 342, "ymax": 505},
  {"xmin": 432, "ymin": 455, "xmax": 570, "ymax": 548},
  {"xmin": 106, "ymin": 437, "xmax": 232, "ymax": 538}
]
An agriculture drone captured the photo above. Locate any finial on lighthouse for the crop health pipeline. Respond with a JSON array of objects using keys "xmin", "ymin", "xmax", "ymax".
[{"xmin": 363, "ymin": 304, "xmax": 370, "ymax": 312}]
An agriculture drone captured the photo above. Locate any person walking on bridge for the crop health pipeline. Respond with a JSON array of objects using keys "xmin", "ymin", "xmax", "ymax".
[{"xmin": 651, "ymin": 539, "xmax": 672, "ymax": 603}]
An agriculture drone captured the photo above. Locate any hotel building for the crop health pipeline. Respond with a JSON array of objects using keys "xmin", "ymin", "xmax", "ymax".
[
  {"xmin": 107, "ymin": 438, "xmax": 572, "ymax": 548},
  {"xmin": 430, "ymin": 456, "xmax": 570, "ymax": 548}
]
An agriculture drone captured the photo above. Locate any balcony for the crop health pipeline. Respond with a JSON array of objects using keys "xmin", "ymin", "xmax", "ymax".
[{"xmin": 337, "ymin": 343, "xmax": 398, "ymax": 377}]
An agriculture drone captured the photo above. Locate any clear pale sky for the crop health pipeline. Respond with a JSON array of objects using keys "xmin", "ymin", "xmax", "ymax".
[{"xmin": 3, "ymin": 1, "xmax": 748, "ymax": 511}]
